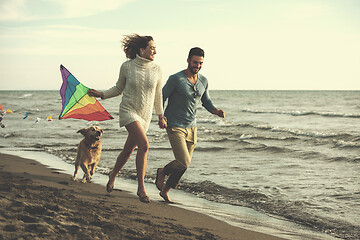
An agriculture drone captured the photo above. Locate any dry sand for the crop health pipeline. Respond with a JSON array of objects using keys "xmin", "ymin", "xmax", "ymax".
[{"xmin": 0, "ymin": 153, "xmax": 287, "ymax": 240}]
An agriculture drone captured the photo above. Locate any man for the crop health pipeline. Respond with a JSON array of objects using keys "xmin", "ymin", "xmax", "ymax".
[{"xmin": 156, "ymin": 47, "xmax": 225, "ymax": 203}]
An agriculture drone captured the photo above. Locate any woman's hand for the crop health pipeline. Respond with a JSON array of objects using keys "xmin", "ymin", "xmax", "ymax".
[
  {"xmin": 88, "ymin": 89, "xmax": 104, "ymax": 98},
  {"xmin": 158, "ymin": 115, "xmax": 167, "ymax": 129}
]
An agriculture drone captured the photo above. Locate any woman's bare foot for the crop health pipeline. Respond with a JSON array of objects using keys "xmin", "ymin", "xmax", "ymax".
[
  {"xmin": 137, "ymin": 190, "xmax": 150, "ymax": 203},
  {"xmin": 106, "ymin": 171, "xmax": 116, "ymax": 193}
]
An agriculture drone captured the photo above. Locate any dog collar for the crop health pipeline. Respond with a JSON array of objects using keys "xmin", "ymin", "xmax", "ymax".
[{"xmin": 86, "ymin": 143, "xmax": 99, "ymax": 150}]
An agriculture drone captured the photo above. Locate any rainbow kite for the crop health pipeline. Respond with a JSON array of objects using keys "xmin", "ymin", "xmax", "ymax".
[{"xmin": 59, "ymin": 65, "xmax": 113, "ymax": 121}]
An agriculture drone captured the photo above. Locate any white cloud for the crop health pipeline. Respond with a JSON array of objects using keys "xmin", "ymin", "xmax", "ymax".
[
  {"xmin": 0, "ymin": 25, "xmax": 129, "ymax": 56},
  {"xmin": 284, "ymin": 2, "xmax": 331, "ymax": 19},
  {"xmin": 55, "ymin": 0, "xmax": 133, "ymax": 18},
  {"xmin": 0, "ymin": 0, "xmax": 133, "ymax": 21},
  {"xmin": 0, "ymin": 0, "xmax": 26, "ymax": 21},
  {"xmin": 0, "ymin": 1, "xmax": 359, "ymax": 90}
]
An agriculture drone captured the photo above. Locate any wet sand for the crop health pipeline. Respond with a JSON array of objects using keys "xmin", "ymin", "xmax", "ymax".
[{"xmin": 0, "ymin": 153, "xmax": 286, "ymax": 239}]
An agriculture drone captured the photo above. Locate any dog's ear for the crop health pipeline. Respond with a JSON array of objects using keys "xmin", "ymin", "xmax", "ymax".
[{"xmin": 77, "ymin": 128, "xmax": 86, "ymax": 136}]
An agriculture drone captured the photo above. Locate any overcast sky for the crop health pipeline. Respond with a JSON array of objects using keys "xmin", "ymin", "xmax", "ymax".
[{"xmin": 0, "ymin": 0, "xmax": 359, "ymax": 90}]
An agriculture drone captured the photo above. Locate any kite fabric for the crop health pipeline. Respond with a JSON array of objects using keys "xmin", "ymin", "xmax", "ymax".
[{"xmin": 59, "ymin": 65, "xmax": 113, "ymax": 121}]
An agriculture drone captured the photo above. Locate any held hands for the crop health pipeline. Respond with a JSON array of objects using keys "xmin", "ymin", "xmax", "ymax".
[
  {"xmin": 158, "ymin": 115, "xmax": 167, "ymax": 129},
  {"xmin": 88, "ymin": 89, "xmax": 104, "ymax": 99},
  {"xmin": 212, "ymin": 108, "xmax": 225, "ymax": 118}
]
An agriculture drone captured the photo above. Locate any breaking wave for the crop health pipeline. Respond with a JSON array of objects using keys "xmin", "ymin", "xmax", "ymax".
[{"xmin": 242, "ymin": 109, "xmax": 360, "ymax": 118}]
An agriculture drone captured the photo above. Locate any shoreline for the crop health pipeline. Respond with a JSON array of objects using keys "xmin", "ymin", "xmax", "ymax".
[{"xmin": 0, "ymin": 152, "xmax": 287, "ymax": 240}]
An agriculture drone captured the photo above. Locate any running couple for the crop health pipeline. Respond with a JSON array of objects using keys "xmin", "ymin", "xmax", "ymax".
[{"xmin": 89, "ymin": 34, "xmax": 225, "ymax": 203}]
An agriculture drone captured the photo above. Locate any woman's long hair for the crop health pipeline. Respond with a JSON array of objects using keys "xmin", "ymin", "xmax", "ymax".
[{"xmin": 122, "ymin": 34, "xmax": 153, "ymax": 59}]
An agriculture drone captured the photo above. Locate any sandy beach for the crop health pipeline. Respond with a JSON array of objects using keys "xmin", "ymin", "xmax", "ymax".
[{"xmin": 0, "ymin": 152, "xmax": 287, "ymax": 240}]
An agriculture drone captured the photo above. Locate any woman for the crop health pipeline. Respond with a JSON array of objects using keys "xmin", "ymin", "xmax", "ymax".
[{"xmin": 89, "ymin": 34, "xmax": 167, "ymax": 203}]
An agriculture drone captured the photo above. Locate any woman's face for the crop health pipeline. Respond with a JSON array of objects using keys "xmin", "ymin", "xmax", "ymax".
[{"xmin": 140, "ymin": 40, "xmax": 157, "ymax": 61}]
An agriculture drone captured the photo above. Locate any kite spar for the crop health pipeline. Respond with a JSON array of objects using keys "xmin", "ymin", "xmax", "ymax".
[{"xmin": 59, "ymin": 65, "xmax": 113, "ymax": 121}]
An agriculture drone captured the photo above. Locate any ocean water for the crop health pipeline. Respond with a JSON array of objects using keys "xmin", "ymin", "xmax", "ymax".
[{"xmin": 0, "ymin": 90, "xmax": 359, "ymax": 240}]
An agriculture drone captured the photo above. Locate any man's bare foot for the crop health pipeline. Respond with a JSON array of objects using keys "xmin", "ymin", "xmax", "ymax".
[{"xmin": 159, "ymin": 191, "xmax": 174, "ymax": 204}]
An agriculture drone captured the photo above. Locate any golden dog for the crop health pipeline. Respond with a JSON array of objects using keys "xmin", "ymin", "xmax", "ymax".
[{"xmin": 72, "ymin": 126, "xmax": 103, "ymax": 183}]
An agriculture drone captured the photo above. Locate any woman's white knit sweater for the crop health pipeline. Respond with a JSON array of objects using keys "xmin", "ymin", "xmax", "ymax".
[{"xmin": 102, "ymin": 55, "xmax": 163, "ymax": 132}]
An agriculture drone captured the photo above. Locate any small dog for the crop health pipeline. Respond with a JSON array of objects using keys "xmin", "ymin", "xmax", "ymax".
[{"xmin": 72, "ymin": 126, "xmax": 103, "ymax": 183}]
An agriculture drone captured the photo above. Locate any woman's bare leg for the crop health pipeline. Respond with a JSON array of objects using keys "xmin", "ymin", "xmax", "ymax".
[
  {"xmin": 107, "ymin": 133, "xmax": 137, "ymax": 190},
  {"xmin": 125, "ymin": 122, "xmax": 149, "ymax": 198}
]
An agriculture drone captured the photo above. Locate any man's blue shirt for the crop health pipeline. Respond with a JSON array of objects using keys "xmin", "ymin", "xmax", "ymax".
[{"xmin": 162, "ymin": 70, "xmax": 216, "ymax": 128}]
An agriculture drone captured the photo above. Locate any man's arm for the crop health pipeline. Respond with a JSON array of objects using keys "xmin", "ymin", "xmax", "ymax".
[
  {"xmin": 200, "ymin": 78, "xmax": 225, "ymax": 118},
  {"xmin": 162, "ymin": 75, "xmax": 176, "ymax": 107},
  {"xmin": 212, "ymin": 108, "xmax": 225, "ymax": 118}
]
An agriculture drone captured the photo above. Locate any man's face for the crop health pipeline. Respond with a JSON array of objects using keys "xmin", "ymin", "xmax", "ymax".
[
  {"xmin": 141, "ymin": 40, "xmax": 157, "ymax": 61},
  {"xmin": 187, "ymin": 55, "xmax": 204, "ymax": 74}
]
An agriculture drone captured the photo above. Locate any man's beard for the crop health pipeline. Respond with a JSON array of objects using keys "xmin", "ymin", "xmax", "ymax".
[{"xmin": 189, "ymin": 67, "xmax": 200, "ymax": 74}]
